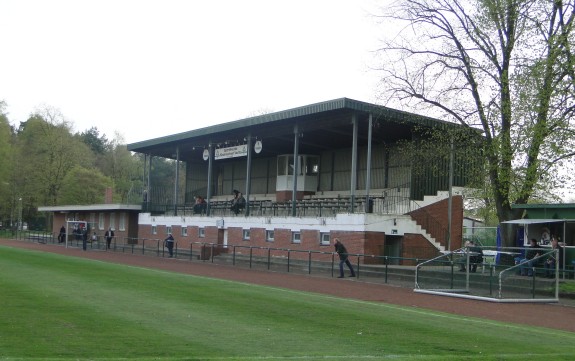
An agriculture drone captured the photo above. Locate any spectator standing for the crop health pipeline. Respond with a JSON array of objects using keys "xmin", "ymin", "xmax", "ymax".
[
  {"xmin": 82, "ymin": 226, "xmax": 88, "ymax": 251},
  {"xmin": 334, "ymin": 238, "xmax": 356, "ymax": 278},
  {"xmin": 540, "ymin": 227, "xmax": 551, "ymax": 245},
  {"xmin": 544, "ymin": 237, "xmax": 564, "ymax": 278},
  {"xmin": 164, "ymin": 233, "xmax": 175, "ymax": 258},
  {"xmin": 104, "ymin": 227, "xmax": 114, "ymax": 249},
  {"xmin": 58, "ymin": 225, "xmax": 66, "ymax": 243}
]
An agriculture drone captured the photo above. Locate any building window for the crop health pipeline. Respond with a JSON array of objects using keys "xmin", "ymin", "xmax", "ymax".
[
  {"xmin": 109, "ymin": 213, "xmax": 116, "ymax": 230},
  {"xmin": 292, "ymin": 232, "xmax": 301, "ymax": 244},
  {"xmin": 90, "ymin": 213, "xmax": 96, "ymax": 229},
  {"xmin": 119, "ymin": 212, "xmax": 126, "ymax": 231},
  {"xmin": 152, "ymin": 225, "xmax": 157, "ymax": 235},
  {"xmin": 166, "ymin": 226, "xmax": 172, "ymax": 235},
  {"xmin": 181, "ymin": 227, "xmax": 188, "ymax": 237},
  {"xmin": 98, "ymin": 213, "xmax": 104, "ymax": 230},
  {"xmin": 242, "ymin": 229, "xmax": 250, "ymax": 241},
  {"xmin": 266, "ymin": 230, "xmax": 274, "ymax": 242},
  {"xmin": 320, "ymin": 233, "xmax": 331, "ymax": 246},
  {"xmin": 198, "ymin": 228, "xmax": 205, "ymax": 238}
]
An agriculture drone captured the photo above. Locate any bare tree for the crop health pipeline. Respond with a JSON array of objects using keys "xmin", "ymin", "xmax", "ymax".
[{"xmin": 375, "ymin": 0, "xmax": 575, "ymax": 222}]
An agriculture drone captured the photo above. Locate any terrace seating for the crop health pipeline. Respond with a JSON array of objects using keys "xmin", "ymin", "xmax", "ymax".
[{"xmin": 175, "ymin": 193, "xmax": 391, "ymax": 217}]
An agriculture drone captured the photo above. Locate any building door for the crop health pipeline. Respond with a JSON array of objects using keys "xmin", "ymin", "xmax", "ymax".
[{"xmin": 384, "ymin": 235, "xmax": 403, "ymax": 265}]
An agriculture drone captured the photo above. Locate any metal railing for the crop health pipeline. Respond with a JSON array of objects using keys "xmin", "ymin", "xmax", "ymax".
[
  {"xmin": 140, "ymin": 183, "xmax": 417, "ymax": 217},
  {"xmin": 9, "ymin": 233, "xmax": 574, "ymax": 302}
]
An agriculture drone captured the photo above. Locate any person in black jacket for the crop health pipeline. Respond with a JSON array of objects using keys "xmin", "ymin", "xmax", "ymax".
[
  {"xmin": 58, "ymin": 225, "xmax": 66, "ymax": 243},
  {"xmin": 104, "ymin": 227, "xmax": 114, "ymax": 249},
  {"xmin": 164, "ymin": 233, "xmax": 175, "ymax": 258},
  {"xmin": 334, "ymin": 238, "xmax": 356, "ymax": 278},
  {"xmin": 230, "ymin": 190, "xmax": 246, "ymax": 215}
]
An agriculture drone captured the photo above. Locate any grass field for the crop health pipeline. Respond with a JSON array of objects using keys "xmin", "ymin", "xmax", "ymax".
[{"xmin": 1, "ymin": 246, "xmax": 574, "ymax": 360}]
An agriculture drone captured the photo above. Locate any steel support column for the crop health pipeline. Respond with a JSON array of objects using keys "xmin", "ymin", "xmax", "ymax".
[
  {"xmin": 245, "ymin": 134, "xmax": 253, "ymax": 216},
  {"xmin": 291, "ymin": 124, "xmax": 300, "ymax": 217},
  {"xmin": 350, "ymin": 114, "xmax": 358, "ymax": 212},
  {"xmin": 365, "ymin": 114, "xmax": 373, "ymax": 213},
  {"xmin": 174, "ymin": 147, "xmax": 180, "ymax": 215},
  {"xmin": 206, "ymin": 143, "xmax": 214, "ymax": 216}
]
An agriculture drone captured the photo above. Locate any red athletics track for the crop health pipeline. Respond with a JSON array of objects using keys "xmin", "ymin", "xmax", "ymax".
[{"xmin": 2, "ymin": 238, "xmax": 574, "ymax": 333}]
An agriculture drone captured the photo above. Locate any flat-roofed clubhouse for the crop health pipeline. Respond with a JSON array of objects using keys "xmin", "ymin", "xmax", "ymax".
[{"xmin": 127, "ymin": 98, "xmax": 479, "ymax": 263}]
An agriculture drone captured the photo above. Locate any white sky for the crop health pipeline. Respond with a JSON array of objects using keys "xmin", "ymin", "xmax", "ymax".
[{"xmin": 1, "ymin": 0, "xmax": 385, "ymax": 144}]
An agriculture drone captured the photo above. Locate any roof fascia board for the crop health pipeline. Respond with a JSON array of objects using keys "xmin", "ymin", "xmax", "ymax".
[
  {"xmin": 501, "ymin": 219, "xmax": 574, "ymax": 224},
  {"xmin": 38, "ymin": 204, "xmax": 142, "ymax": 212}
]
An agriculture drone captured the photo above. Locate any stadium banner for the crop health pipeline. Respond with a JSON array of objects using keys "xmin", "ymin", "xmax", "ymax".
[{"xmin": 215, "ymin": 145, "xmax": 248, "ymax": 160}]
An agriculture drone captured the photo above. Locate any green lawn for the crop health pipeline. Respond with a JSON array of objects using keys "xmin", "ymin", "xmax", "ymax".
[{"xmin": 1, "ymin": 245, "xmax": 574, "ymax": 360}]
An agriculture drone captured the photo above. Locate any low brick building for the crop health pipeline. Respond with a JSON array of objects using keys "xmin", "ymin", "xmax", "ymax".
[{"xmin": 38, "ymin": 204, "xmax": 141, "ymax": 243}]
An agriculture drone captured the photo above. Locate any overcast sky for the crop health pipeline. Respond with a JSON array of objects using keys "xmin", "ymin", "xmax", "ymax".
[{"xmin": 1, "ymin": 0, "xmax": 385, "ymax": 144}]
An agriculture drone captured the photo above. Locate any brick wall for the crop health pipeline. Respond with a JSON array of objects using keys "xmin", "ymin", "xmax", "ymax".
[
  {"xmin": 402, "ymin": 233, "xmax": 442, "ymax": 265},
  {"xmin": 364, "ymin": 232, "xmax": 386, "ymax": 265},
  {"xmin": 48, "ymin": 210, "xmax": 137, "ymax": 245},
  {"xmin": 408, "ymin": 195, "xmax": 463, "ymax": 250}
]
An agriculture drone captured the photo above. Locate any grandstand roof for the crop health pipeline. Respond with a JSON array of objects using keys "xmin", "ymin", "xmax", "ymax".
[{"xmin": 127, "ymin": 97, "xmax": 462, "ymax": 160}]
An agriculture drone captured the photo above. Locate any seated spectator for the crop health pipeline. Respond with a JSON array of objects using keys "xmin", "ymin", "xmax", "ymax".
[
  {"xmin": 230, "ymin": 190, "xmax": 246, "ymax": 215},
  {"xmin": 544, "ymin": 236, "xmax": 564, "ymax": 278},
  {"xmin": 468, "ymin": 240, "xmax": 484, "ymax": 273},
  {"xmin": 520, "ymin": 238, "xmax": 543, "ymax": 276},
  {"xmin": 193, "ymin": 195, "xmax": 207, "ymax": 214}
]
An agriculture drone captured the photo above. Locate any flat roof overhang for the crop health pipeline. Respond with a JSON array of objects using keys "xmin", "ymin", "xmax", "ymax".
[
  {"xmin": 501, "ymin": 219, "xmax": 575, "ymax": 224},
  {"xmin": 511, "ymin": 204, "xmax": 575, "ymax": 210},
  {"xmin": 38, "ymin": 204, "xmax": 142, "ymax": 212}
]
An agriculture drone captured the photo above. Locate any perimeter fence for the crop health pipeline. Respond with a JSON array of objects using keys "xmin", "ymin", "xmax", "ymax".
[{"xmin": 7, "ymin": 229, "xmax": 575, "ymax": 302}]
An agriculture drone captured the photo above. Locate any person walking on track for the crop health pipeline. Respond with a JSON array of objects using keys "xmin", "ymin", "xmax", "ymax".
[{"xmin": 334, "ymin": 238, "xmax": 356, "ymax": 278}]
